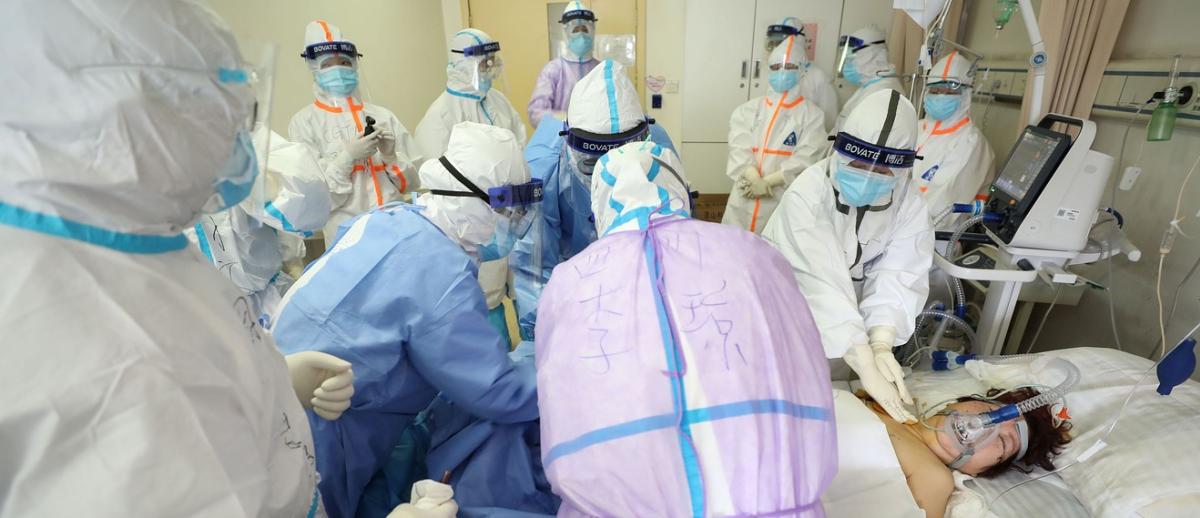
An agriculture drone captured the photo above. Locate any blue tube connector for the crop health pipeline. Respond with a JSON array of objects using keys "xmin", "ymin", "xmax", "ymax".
[
  {"xmin": 1157, "ymin": 337, "xmax": 1197, "ymax": 396},
  {"xmin": 984, "ymin": 404, "xmax": 1022, "ymax": 425},
  {"xmin": 932, "ymin": 350, "xmax": 977, "ymax": 371}
]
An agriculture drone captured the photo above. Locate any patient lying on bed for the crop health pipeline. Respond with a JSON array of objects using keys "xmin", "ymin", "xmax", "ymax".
[{"xmin": 861, "ymin": 388, "xmax": 1072, "ymax": 518}]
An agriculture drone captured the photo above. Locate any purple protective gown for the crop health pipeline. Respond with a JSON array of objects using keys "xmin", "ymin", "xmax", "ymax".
[
  {"xmin": 535, "ymin": 216, "xmax": 836, "ymax": 518},
  {"xmin": 527, "ymin": 57, "xmax": 599, "ymax": 128}
]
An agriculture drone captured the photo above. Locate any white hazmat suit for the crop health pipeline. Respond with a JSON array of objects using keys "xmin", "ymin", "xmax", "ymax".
[
  {"xmin": 913, "ymin": 51, "xmax": 996, "ymax": 230},
  {"xmin": 835, "ymin": 26, "xmax": 904, "ymax": 132},
  {"xmin": 763, "ymin": 89, "xmax": 932, "ymax": 424},
  {"xmin": 189, "ymin": 129, "xmax": 331, "ymax": 323},
  {"xmin": 722, "ymin": 35, "xmax": 827, "ymax": 234},
  {"xmin": 766, "ymin": 17, "xmax": 840, "ymax": 131},
  {"xmin": 288, "ymin": 20, "xmax": 421, "ymax": 247},
  {"xmin": 0, "ymin": 1, "xmax": 353, "ymax": 515}
]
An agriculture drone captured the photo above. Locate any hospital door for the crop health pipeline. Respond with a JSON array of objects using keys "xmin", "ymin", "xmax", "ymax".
[
  {"xmin": 681, "ymin": 0, "xmax": 844, "ymax": 194},
  {"xmin": 464, "ymin": 0, "xmax": 642, "ymax": 136}
]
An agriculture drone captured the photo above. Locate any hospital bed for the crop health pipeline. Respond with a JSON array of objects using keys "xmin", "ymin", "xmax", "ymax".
[{"xmin": 825, "ymin": 347, "xmax": 1200, "ymax": 518}]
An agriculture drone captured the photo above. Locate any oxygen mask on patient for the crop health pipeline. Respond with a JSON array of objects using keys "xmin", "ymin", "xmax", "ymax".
[{"xmin": 919, "ymin": 355, "xmax": 1081, "ymax": 469}]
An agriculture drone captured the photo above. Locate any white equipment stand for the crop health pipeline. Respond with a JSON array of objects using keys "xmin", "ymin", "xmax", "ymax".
[{"xmin": 934, "ymin": 114, "xmax": 1126, "ymax": 357}]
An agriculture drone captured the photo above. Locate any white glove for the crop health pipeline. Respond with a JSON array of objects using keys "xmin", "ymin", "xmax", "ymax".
[
  {"xmin": 376, "ymin": 123, "xmax": 397, "ymax": 158},
  {"xmin": 345, "ymin": 132, "xmax": 381, "ymax": 161},
  {"xmin": 845, "ymin": 326, "xmax": 915, "ymax": 423},
  {"xmin": 737, "ymin": 167, "xmax": 786, "ymax": 199},
  {"xmin": 386, "ymin": 480, "xmax": 458, "ymax": 518},
  {"xmin": 284, "ymin": 351, "xmax": 355, "ymax": 421}
]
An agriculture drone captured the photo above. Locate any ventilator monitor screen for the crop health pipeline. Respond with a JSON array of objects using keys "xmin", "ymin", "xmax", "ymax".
[{"xmin": 994, "ymin": 129, "xmax": 1069, "ymax": 201}]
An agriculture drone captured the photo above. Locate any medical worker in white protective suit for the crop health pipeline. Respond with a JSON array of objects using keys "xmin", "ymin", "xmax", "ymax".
[
  {"xmin": 0, "ymin": 0, "xmax": 356, "ymax": 515},
  {"xmin": 835, "ymin": 26, "xmax": 904, "ymax": 132},
  {"xmin": 765, "ymin": 17, "xmax": 840, "ymax": 131},
  {"xmin": 722, "ymin": 35, "xmax": 827, "ymax": 234},
  {"xmin": 289, "ymin": 20, "xmax": 421, "ymax": 248},
  {"xmin": 763, "ymin": 89, "xmax": 933, "ymax": 424},
  {"xmin": 913, "ymin": 51, "xmax": 995, "ymax": 230},
  {"xmin": 415, "ymin": 28, "xmax": 527, "ymax": 344},
  {"xmin": 528, "ymin": 0, "xmax": 600, "ymax": 127},
  {"xmin": 189, "ymin": 130, "xmax": 331, "ymax": 325},
  {"xmin": 416, "ymin": 29, "xmax": 526, "ymax": 158}
]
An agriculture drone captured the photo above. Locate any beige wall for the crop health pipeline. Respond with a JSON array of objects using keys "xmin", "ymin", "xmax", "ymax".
[
  {"xmin": 206, "ymin": 0, "xmax": 448, "ymax": 136},
  {"xmin": 955, "ymin": 0, "xmax": 1200, "ymax": 363}
]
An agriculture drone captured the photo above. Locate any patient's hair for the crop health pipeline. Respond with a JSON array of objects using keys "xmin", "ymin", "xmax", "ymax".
[{"xmin": 966, "ymin": 387, "xmax": 1073, "ymax": 478}]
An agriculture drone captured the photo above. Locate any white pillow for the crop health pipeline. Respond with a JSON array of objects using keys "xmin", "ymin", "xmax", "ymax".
[{"xmin": 1027, "ymin": 348, "xmax": 1200, "ymax": 518}]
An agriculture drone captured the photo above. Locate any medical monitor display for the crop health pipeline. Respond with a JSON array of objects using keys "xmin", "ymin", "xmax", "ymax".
[{"xmin": 994, "ymin": 130, "xmax": 1067, "ymax": 201}]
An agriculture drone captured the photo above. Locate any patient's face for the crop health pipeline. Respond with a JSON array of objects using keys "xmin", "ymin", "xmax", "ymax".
[{"xmin": 940, "ymin": 400, "xmax": 1024, "ymax": 476}]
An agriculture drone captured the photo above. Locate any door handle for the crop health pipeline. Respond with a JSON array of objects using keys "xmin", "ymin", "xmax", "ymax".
[
  {"xmin": 741, "ymin": 60, "xmax": 749, "ymax": 79},
  {"xmin": 753, "ymin": 60, "xmax": 761, "ymax": 79}
]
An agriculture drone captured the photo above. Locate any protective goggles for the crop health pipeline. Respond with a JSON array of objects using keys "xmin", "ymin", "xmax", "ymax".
[
  {"xmin": 561, "ymin": 119, "xmax": 653, "ymax": 156},
  {"xmin": 561, "ymin": 8, "xmax": 597, "ymax": 23},
  {"xmin": 651, "ymin": 154, "xmax": 699, "ymax": 214},
  {"xmin": 926, "ymin": 80, "xmax": 969, "ymax": 95},
  {"xmin": 429, "ymin": 156, "xmax": 544, "ymax": 210},
  {"xmin": 302, "ymin": 41, "xmax": 360, "ymax": 61},
  {"xmin": 839, "ymin": 35, "xmax": 885, "ymax": 53},
  {"xmin": 833, "ymin": 132, "xmax": 916, "ymax": 170}
]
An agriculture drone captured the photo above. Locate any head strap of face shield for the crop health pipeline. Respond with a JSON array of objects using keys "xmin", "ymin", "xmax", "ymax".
[
  {"xmin": 840, "ymin": 35, "xmax": 885, "ymax": 53},
  {"xmin": 768, "ymin": 24, "xmax": 803, "ymax": 37},
  {"xmin": 428, "ymin": 156, "xmax": 543, "ymax": 209},
  {"xmin": 832, "ymin": 133, "xmax": 916, "ymax": 169},
  {"xmin": 455, "ymin": 41, "xmax": 501, "ymax": 57},
  {"xmin": 561, "ymin": 119, "xmax": 652, "ymax": 156},
  {"xmin": 650, "ymin": 154, "xmax": 699, "ymax": 213},
  {"xmin": 302, "ymin": 41, "xmax": 360, "ymax": 61},
  {"xmin": 561, "ymin": 9, "xmax": 597, "ymax": 23},
  {"xmin": 833, "ymin": 90, "xmax": 915, "ymax": 168}
]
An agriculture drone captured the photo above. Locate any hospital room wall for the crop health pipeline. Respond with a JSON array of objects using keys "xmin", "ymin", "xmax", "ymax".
[
  {"xmin": 959, "ymin": 0, "xmax": 1200, "ymax": 364},
  {"xmin": 645, "ymin": 0, "xmax": 897, "ymax": 193},
  {"xmin": 207, "ymin": 0, "xmax": 449, "ymax": 137}
]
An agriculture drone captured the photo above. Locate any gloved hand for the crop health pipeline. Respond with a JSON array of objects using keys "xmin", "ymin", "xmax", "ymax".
[
  {"xmin": 737, "ymin": 167, "xmax": 786, "ymax": 199},
  {"xmin": 344, "ymin": 132, "xmax": 381, "ymax": 161},
  {"xmin": 386, "ymin": 480, "xmax": 458, "ymax": 518},
  {"xmin": 376, "ymin": 123, "xmax": 397, "ymax": 158},
  {"xmin": 845, "ymin": 326, "xmax": 915, "ymax": 423},
  {"xmin": 284, "ymin": 351, "xmax": 355, "ymax": 421}
]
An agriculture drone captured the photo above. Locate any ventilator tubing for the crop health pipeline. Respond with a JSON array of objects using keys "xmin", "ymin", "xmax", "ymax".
[
  {"xmin": 943, "ymin": 210, "xmax": 1002, "ymax": 317},
  {"xmin": 933, "ymin": 354, "xmax": 1081, "ymax": 425},
  {"xmin": 917, "ymin": 309, "xmax": 978, "ymax": 353}
]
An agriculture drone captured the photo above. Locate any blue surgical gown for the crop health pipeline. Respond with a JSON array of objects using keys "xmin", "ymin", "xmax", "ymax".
[
  {"xmin": 272, "ymin": 204, "xmax": 539, "ymax": 518},
  {"xmin": 511, "ymin": 117, "xmax": 677, "ymax": 340}
]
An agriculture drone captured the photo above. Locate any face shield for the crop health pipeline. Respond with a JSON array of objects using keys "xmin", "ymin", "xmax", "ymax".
[
  {"xmin": 428, "ymin": 156, "xmax": 543, "ymax": 262},
  {"xmin": 765, "ymin": 23, "xmax": 803, "ymax": 53},
  {"xmin": 837, "ymin": 33, "xmax": 885, "ymax": 84},
  {"xmin": 561, "ymin": 118, "xmax": 653, "ymax": 178},
  {"xmin": 303, "ymin": 41, "xmax": 362, "ymax": 98},
  {"xmin": 453, "ymin": 40, "xmax": 505, "ymax": 96},
  {"xmin": 194, "ymin": 41, "xmax": 277, "ymax": 214},
  {"xmin": 923, "ymin": 80, "xmax": 969, "ymax": 121},
  {"xmin": 831, "ymin": 132, "xmax": 915, "ymax": 208},
  {"xmin": 562, "ymin": 19, "xmax": 596, "ymax": 58}
]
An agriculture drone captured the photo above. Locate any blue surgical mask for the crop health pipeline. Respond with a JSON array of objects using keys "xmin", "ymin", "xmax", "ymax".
[
  {"xmin": 835, "ymin": 162, "xmax": 898, "ymax": 207},
  {"xmin": 924, "ymin": 93, "xmax": 962, "ymax": 121},
  {"xmin": 769, "ymin": 69, "xmax": 799, "ymax": 93},
  {"xmin": 568, "ymin": 33, "xmax": 594, "ymax": 57},
  {"xmin": 316, "ymin": 66, "xmax": 358, "ymax": 97},
  {"xmin": 477, "ymin": 77, "xmax": 493, "ymax": 95},
  {"xmin": 843, "ymin": 57, "xmax": 864, "ymax": 86},
  {"xmin": 207, "ymin": 129, "xmax": 259, "ymax": 212}
]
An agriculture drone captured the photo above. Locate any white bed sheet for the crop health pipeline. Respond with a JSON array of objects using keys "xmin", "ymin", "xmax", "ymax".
[
  {"xmin": 903, "ymin": 347, "xmax": 1200, "ymax": 518},
  {"xmin": 822, "ymin": 389, "xmax": 925, "ymax": 518}
]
